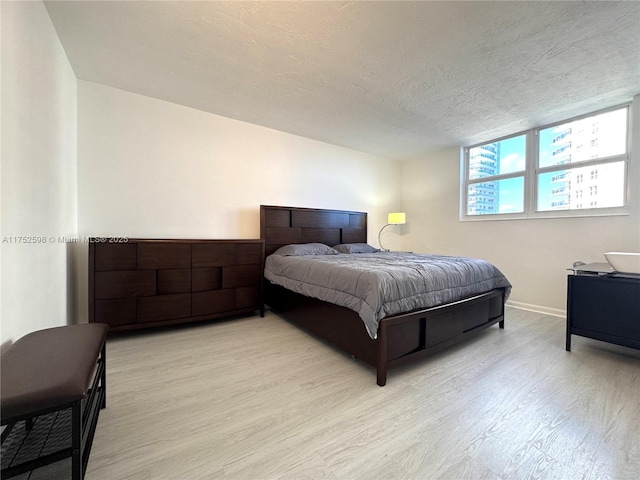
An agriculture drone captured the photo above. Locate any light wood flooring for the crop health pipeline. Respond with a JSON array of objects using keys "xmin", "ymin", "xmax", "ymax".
[{"xmin": 31, "ymin": 307, "xmax": 640, "ymax": 479}]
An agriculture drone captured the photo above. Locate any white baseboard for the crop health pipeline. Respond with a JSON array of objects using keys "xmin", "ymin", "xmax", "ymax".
[{"xmin": 506, "ymin": 300, "xmax": 565, "ymax": 318}]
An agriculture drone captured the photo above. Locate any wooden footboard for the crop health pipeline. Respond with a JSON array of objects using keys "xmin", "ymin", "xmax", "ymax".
[
  {"xmin": 265, "ymin": 280, "xmax": 506, "ymax": 386},
  {"xmin": 376, "ymin": 289, "xmax": 505, "ymax": 385}
]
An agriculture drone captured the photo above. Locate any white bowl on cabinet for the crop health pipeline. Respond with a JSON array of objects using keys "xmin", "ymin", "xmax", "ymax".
[{"xmin": 604, "ymin": 252, "xmax": 640, "ymax": 274}]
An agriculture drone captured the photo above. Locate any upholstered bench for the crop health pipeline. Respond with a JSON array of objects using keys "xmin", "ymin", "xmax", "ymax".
[{"xmin": 1, "ymin": 323, "xmax": 109, "ymax": 480}]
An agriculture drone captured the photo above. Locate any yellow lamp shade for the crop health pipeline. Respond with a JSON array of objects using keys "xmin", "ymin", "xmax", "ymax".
[{"xmin": 387, "ymin": 212, "xmax": 406, "ymax": 225}]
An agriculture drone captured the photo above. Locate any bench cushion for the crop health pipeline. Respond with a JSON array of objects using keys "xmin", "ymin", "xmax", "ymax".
[{"xmin": 1, "ymin": 323, "xmax": 109, "ymax": 423}]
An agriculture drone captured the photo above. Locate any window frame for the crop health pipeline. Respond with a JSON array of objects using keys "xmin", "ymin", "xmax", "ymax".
[{"xmin": 460, "ymin": 104, "xmax": 631, "ymax": 221}]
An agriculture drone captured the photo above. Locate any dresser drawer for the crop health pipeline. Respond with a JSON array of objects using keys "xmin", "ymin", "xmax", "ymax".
[
  {"xmin": 236, "ymin": 286, "xmax": 261, "ymax": 309},
  {"xmin": 192, "ymin": 290, "xmax": 235, "ymax": 316},
  {"xmin": 223, "ymin": 265, "xmax": 262, "ymax": 288},
  {"xmin": 137, "ymin": 243, "xmax": 191, "ymax": 269},
  {"xmin": 95, "ymin": 271, "xmax": 156, "ymax": 299},
  {"xmin": 95, "ymin": 298, "xmax": 136, "ymax": 325},
  {"xmin": 137, "ymin": 294, "xmax": 191, "ymax": 323},
  {"xmin": 192, "ymin": 267, "xmax": 222, "ymax": 292},
  {"xmin": 237, "ymin": 243, "xmax": 263, "ymax": 265},
  {"xmin": 158, "ymin": 269, "xmax": 191, "ymax": 294},
  {"xmin": 94, "ymin": 243, "xmax": 137, "ymax": 271},
  {"xmin": 192, "ymin": 244, "xmax": 237, "ymax": 267}
]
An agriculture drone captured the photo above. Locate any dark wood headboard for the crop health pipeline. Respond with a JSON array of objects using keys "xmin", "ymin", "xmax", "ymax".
[{"xmin": 260, "ymin": 205, "xmax": 367, "ymax": 255}]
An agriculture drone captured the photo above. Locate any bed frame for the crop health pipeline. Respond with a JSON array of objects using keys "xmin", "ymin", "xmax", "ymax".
[{"xmin": 260, "ymin": 205, "xmax": 506, "ymax": 386}]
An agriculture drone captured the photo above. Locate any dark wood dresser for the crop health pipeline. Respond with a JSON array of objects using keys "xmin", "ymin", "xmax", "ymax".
[{"xmin": 89, "ymin": 238, "xmax": 264, "ymax": 331}]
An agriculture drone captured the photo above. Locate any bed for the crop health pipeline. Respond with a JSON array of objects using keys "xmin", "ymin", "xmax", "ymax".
[{"xmin": 260, "ymin": 205, "xmax": 511, "ymax": 386}]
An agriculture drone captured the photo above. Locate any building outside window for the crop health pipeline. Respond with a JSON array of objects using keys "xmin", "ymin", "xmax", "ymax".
[
  {"xmin": 537, "ymin": 107, "xmax": 626, "ymax": 212},
  {"xmin": 466, "ymin": 135, "xmax": 525, "ymax": 215}
]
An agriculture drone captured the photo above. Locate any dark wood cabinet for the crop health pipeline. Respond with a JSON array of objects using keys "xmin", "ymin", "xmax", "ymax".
[
  {"xmin": 89, "ymin": 239, "xmax": 264, "ymax": 331},
  {"xmin": 566, "ymin": 272, "xmax": 640, "ymax": 351}
]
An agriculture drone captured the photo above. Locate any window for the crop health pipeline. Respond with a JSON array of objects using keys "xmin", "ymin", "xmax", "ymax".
[
  {"xmin": 462, "ymin": 105, "xmax": 629, "ymax": 219},
  {"xmin": 465, "ymin": 135, "xmax": 526, "ymax": 215}
]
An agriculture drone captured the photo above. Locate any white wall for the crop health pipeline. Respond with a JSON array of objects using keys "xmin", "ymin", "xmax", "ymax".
[
  {"xmin": 1, "ymin": 1, "xmax": 78, "ymax": 347},
  {"xmin": 400, "ymin": 98, "xmax": 640, "ymax": 315},
  {"xmin": 76, "ymin": 81, "xmax": 401, "ymax": 321}
]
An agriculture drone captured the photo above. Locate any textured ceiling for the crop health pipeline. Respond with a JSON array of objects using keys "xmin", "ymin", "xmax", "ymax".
[{"xmin": 44, "ymin": 1, "xmax": 640, "ymax": 160}]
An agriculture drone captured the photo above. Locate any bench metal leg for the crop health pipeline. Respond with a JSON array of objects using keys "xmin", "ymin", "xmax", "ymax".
[
  {"xmin": 71, "ymin": 400, "xmax": 82, "ymax": 480},
  {"xmin": 101, "ymin": 343, "xmax": 107, "ymax": 409}
]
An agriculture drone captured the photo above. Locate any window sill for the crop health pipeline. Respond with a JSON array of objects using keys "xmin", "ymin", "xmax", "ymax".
[{"xmin": 460, "ymin": 208, "xmax": 630, "ymax": 222}]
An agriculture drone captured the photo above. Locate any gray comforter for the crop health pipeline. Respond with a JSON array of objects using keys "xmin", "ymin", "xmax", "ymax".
[{"xmin": 265, "ymin": 252, "xmax": 511, "ymax": 339}]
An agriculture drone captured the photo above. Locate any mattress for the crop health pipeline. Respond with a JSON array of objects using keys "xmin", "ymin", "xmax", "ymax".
[{"xmin": 264, "ymin": 251, "xmax": 512, "ymax": 339}]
